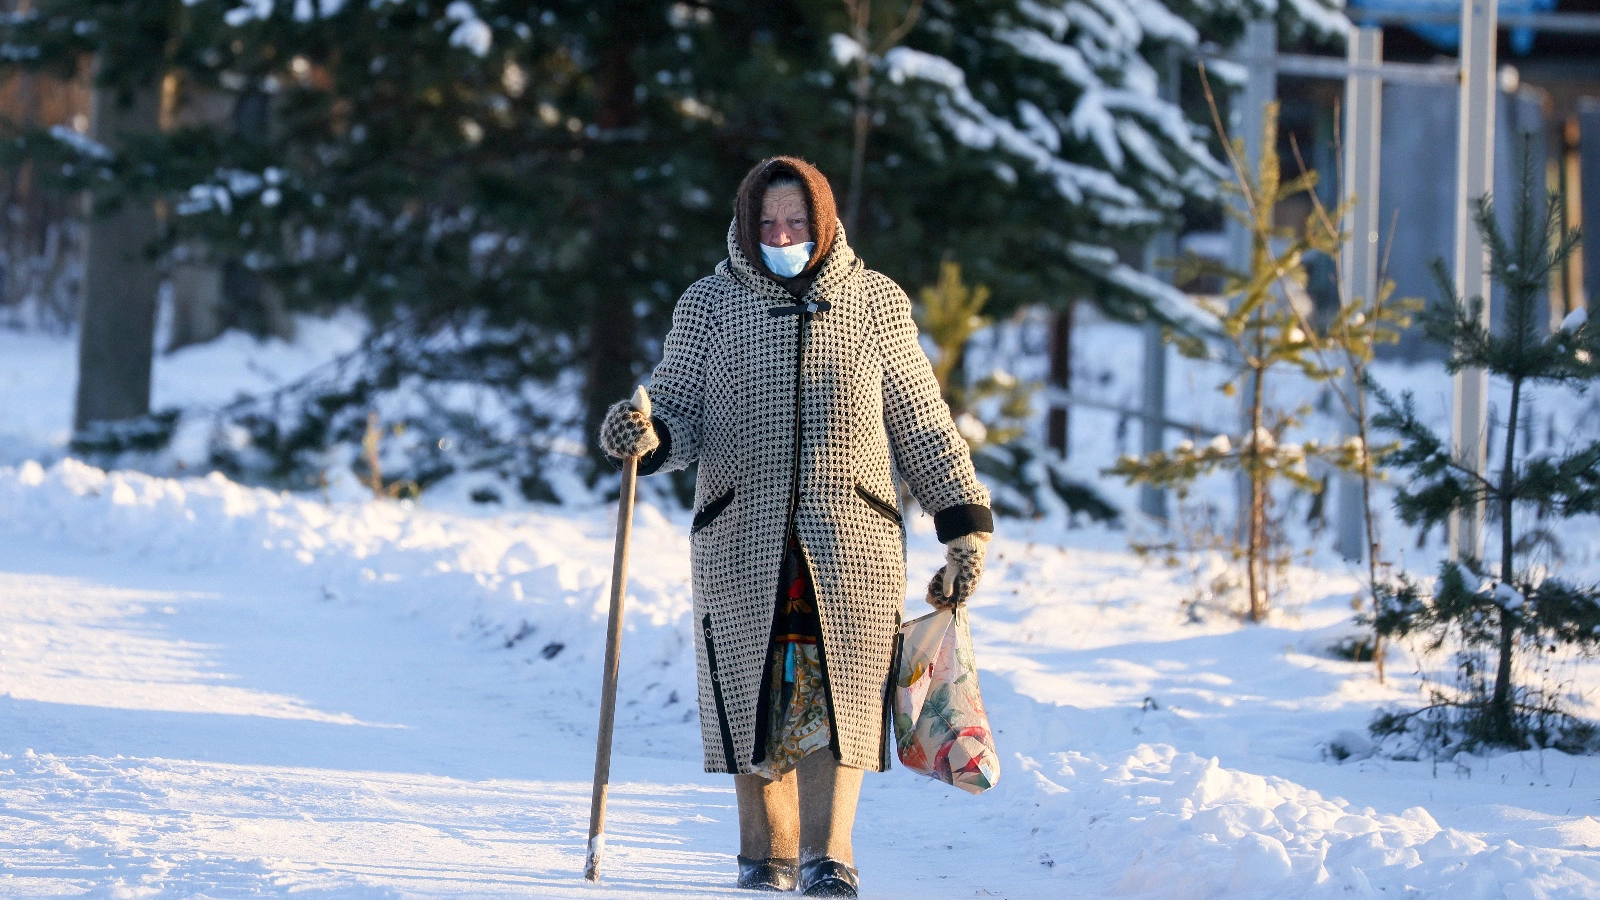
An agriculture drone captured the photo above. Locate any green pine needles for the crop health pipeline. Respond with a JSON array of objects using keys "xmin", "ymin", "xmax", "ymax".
[
  {"xmin": 1111, "ymin": 101, "xmax": 1371, "ymax": 622},
  {"xmin": 915, "ymin": 261, "xmax": 1034, "ymax": 450},
  {"xmin": 1368, "ymin": 140, "xmax": 1600, "ymax": 753}
]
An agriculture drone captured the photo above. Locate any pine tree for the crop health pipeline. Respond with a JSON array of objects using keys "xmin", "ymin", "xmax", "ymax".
[
  {"xmin": 1368, "ymin": 144, "xmax": 1600, "ymax": 749},
  {"xmin": 3, "ymin": 0, "xmax": 799, "ymax": 481},
  {"xmin": 1279, "ymin": 135, "xmax": 1423, "ymax": 679},
  {"xmin": 914, "ymin": 259, "xmax": 1034, "ymax": 448},
  {"xmin": 0, "ymin": 0, "xmax": 1341, "ymax": 491},
  {"xmin": 1109, "ymin": 102, "xmax": 1365, "ymax": 621},
  {"xmin": 832, "ymin": 0, "xmax": 1257, "ymax": 327},
  {"xmin": 1305, "ymin": 268, "xmax": 1419, "ymax": 678}
]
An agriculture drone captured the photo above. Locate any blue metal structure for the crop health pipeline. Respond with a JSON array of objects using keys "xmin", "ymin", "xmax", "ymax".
[{"xmin": 1347, "ymin": 0, "xmax": 1556, "ymax": 53}]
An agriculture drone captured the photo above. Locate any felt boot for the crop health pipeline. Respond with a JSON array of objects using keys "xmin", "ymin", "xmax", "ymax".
[
  {"xmin": 735, "ymin": 771, "xmax": 799, "ymax": 890},
  {"xmin": 795, "ymin": 751, "xmax": 863, "ymax": 896}
]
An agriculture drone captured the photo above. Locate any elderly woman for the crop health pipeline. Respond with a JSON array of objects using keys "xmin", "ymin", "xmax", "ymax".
[{"xmin": 599, "ymin": 157, "xmax": 992, "ymax": 897}]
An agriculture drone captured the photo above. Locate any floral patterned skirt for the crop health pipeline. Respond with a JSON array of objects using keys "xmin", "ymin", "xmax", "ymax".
[{"xmin": 751, "ymin": 534, "xmax": 833, "ymax": 780}]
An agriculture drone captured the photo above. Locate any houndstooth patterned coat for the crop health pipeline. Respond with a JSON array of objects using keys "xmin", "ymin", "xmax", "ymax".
[{"xmin": 642, "ymin": 221, "xmax": 991, "ymax": 774}]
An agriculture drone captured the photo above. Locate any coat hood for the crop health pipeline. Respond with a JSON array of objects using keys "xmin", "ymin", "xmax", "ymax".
[
  {"xmin": 723, "ymin": 217, "xmax": 860, "ymax": 305},
  {"xmin": 733, "ymin": 156, "xmax": 840, "ymax": 281}
]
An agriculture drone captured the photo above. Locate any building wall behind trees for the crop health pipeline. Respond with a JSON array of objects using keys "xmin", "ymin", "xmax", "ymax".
[{"xmin": 1376, "ymin": 82, "xmax": 1547, "ymax": 360}]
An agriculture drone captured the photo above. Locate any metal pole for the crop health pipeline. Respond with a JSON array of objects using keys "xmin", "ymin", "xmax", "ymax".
[
  {"xmin": 1141, "ymin": 48, "xmax": 1181, "ymax": 524},
  {"xmin": 1138, "ymin": 318, "xmax": 1170, "ymax": 522},
  {"xmin": 1041, "ymin": 386, "xmax": 1219, "ymax": 439},
  {"xmin": 1582, "ymin": 100, "xmax": 1600, "ymax": 309},
  {"xmin": 1228, "ymin": 19, "xmax": 1279, "ymax": 275},
  {"xmin": 1346, "ymin": 9, "xmax": 1600, "ymax": 32},
  {"xmin": 1336, "ymin": 26, "xmax": 1384, "ymax": 562},
  {"xmin": 1449, "ymin": 0, "xmax": 1498, "ymax": 563},
  {"xmin": 1207, "ymin": 51, "xmax": 1457, "ymax": 85},
  {"xmin": 1230, "ymin": 19, "xmax": 1277, "ymax": 541}
]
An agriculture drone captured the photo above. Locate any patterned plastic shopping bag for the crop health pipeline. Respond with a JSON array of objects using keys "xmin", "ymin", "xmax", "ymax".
[{"xmin": 891, "ymin": 606, "xmax": 1000, "ymax": 794}]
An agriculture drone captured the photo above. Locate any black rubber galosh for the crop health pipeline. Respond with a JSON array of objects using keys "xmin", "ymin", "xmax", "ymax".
[
  {"xmin": 737, "ymin": 855, "xmax": 799, "ymax": 892},
  {"xmin": 799, "ymin": 857, "xmax": 859, "ymax": 897}
]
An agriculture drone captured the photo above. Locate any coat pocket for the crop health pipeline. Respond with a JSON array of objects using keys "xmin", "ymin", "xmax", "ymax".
[
  {"xmin": 880, "ymin": 615, "xmax": 904, "ymax": 771},
  {"xmin": 855, "ymin": 484, "xmax": 902, "ymax": 526},
  {"xmin": 702, "ymin": 613, "xmax": 739, "ymax": 771},
  {"xmin": 691, "ymin": 488, "xmax": 735, "ymax": 535}
]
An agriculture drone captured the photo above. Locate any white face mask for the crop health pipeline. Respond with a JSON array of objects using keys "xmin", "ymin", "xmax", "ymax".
[{"xmin": 760, "ymin": 241, "xmax": 815, "ymax": 278}]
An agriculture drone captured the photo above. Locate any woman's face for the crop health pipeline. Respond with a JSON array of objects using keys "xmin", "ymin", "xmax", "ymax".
[{"xmin": 760, "ymin": 184, "xmax": 812, "ymax": 247}]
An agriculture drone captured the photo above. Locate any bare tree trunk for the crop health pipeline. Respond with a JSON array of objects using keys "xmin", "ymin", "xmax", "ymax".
[
  {"xmin": 1489, "ymin": 375, "xmax": 1522, "ymax": 740},
  {"xmin": 1046, "ymin": 302, "xmax": 1072, "ymax": 457},
  {"xmin": 843, "ymin": 2, "xmax": 872, "ymax": 236},
  {"xmin": 3, "ymin": 64, "xmax": 40, "ymax": 313},
  {"xmin": 1355, "ymin": 383, "xmax": 1385, "ymax": 682},
  {"xmin": 844, "ymin": 67, "xmax": 870, "ymax": 236},
  {"xmin": 1245, "ymin": 316, "xmax": 1267, "ymax": 622},
  {"xmin": 1247, "ymin": 361, "xmax": 1266, "ymax": 622},
  {"xmin": 840, "ymin": 0, "xmax": 921, "ymax": 236},
  {"xmin": 74, "ymin": 81, "xmax": 163, "ymax": 432}
]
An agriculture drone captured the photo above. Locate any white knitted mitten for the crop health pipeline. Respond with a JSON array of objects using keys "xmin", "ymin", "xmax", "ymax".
[
  {"xmin": 598, "ymin": 395, "xmax": 659, "ymax": 459},
  {"xmin": 926, "ymin": 531, "xmax": 991, "ymax": 609}
]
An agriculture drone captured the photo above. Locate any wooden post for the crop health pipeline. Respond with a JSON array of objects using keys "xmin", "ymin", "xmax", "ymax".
[
  {"xmin": 1449, "ymin": 0, "xmax": 1498, "ymax": 563},
  {"xmin": 1336, "ymin": 26, "xmax": 1384, "ymax": 562},
  {"xmin": 1580, "ymin": 99, "xmax": 1600, "ymax": 308},
  {"xmin": 585, "ymin": 387, "xmax": 648, "ymax": 882},
  {"xmin": 1556, "ymin": 116, "xmax": 1586, "ymax": 319}
]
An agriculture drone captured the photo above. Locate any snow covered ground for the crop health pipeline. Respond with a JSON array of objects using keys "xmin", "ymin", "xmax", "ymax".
[{"xmin": 1, "ymin": 320, "xmax": 1599, "ymax": 897}]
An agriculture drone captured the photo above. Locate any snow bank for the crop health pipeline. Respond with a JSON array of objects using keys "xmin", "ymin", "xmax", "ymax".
[
  {"xmin": 0, "ymin": 459, "xmax": 701, "ymax": 745},
  {"xmin": 1015, "ymin": 744, "xmax": 1600, "ymax": 897}
]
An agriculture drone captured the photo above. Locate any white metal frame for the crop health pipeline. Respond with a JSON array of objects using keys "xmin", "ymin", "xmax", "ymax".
[
  {"xmin": 1448, "ymin": 0, "xmax": 1500, "ymax": 563},
  {"xmin": 1336, "ymin": 26, "xmax": 1384, "ymax": 561},
  {"xmin": 1127, "ymin": 5, "xmax": 1600, "ymax": 547}
]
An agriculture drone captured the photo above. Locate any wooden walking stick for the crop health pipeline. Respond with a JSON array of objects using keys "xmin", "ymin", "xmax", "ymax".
[{"xmin": 585, "ymin": 385, "xmax": 650, "ymax": 883}]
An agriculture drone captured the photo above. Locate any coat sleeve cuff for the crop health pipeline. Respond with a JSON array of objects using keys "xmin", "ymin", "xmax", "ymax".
[
  {"xmin": 933, "ymin": 504, "xmax": 994, "ymax": 543},
  {"xmin": 636, "ymin": 416, "xmax": 672, "ymax": 476},
  {"xmin": 605, "ymin": 416, "xmax": 673, "ymax": 476}
]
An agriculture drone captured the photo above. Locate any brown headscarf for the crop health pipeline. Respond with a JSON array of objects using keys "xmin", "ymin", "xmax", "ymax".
[{"xmin": 733, "ymin": 156, "xmax": 840, "ymax": 289}]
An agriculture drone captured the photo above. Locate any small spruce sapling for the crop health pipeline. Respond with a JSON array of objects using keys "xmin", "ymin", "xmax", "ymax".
[
  {"xmin": 1110, "ymin": 100, "xmax": 1365, "ymax": 622},
  {"xmin": 916, "ymin": 260, "xmax": 1035, "ymax": 449},
  {"xmin": 916, "ymin": 262, "xmax": 1116, "ymax": 523},
  {"xmin": 1368, "ymin": 142, "xmax": 1600, "ymax": 749},
  {"xmin": 1283, "ymin": 138, "xmax": 1422, "ymax": 681}
]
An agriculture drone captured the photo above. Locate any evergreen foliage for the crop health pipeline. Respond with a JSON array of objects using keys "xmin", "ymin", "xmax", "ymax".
[
  {"xmin": 0, "ymin": 0, "xmax": 1338, "ymax": 492},
  {"xmin": 1307, "ymin": 265, "xmax": 1418, "ymax": 675},
  {"xmin": 915, "ymin": 260, "xmax": 1034, "ymax": 448},
  {"xmin": 914, "ymin": 259, "xmax": 1117, "ymax": 525},
  {"xmin": 1276, "ymin": 130, "xmax": 1422, "ymax": 677},
  {"xmin": 1368, "ymin": 145, "xmax": 1600, "ymax": 751},
  {"xmin": 974, "ymin": 440, "xmax": 1122, "ymax": 524},
  {"xmin": 202, "ymin": 313, "xmax": 571, "ymax": 500},
  {"xmin": 1108, "ymin": 101, "xmax": 1366, "ymax": 621}
]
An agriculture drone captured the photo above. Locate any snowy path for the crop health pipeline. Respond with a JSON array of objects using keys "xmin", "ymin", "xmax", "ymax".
[
  {"xmin": 0, "ymin": 525, "xmax": 1052, "ymax": 897},
  {"xmin": 2, "ymin": 462, "xmax": 1600, "ymax": 897},
  {"xmin": 0, "ymin": 542, "xmax": 758, "ymax": 898}
]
